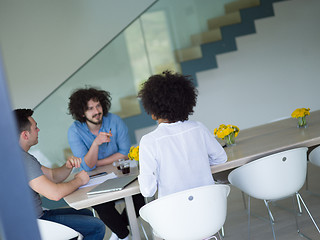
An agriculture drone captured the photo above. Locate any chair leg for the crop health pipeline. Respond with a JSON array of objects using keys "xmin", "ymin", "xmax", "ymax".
[
  {"xmin": 248, "ymin": 198, "xmax": 278, "ymax": 240},
  {"xmin": 306, "ymin": 165, "xmax": 310, "ymax": 191},
  {"xmin": 296, "ymin": 193, "xmax": 320, "ymax": 236},
  {"xmin": 291, "ymin": 194, "xmax": 312, "ymax": 240},
  {"xmin": 264, "ymin": 200, "xmax": 275, "ymax": 223},
  {"xmin": 220, "ymin": 226, "xmax": 225, "ymax": 238},
  {"xmin": 248, "ymin": 199, "xmax": 274, "ymax": 223},
  {"xmin": 91, "ymin": 208, "xmax": 97, "ymax": 217},
  {"xmin": 295, "ymin": 193, "xmax": 302, "ymax": 215},
  {"xmin": 138, "ymin": 218, "xmax": 149, "ymax": 240},
  {"xmin": 271, "ymin": 195, "xmax": 302, "ymax": 216},
  {"xmin": 264, "ymin": 200, "xmax": 276, "ymax": 240}
]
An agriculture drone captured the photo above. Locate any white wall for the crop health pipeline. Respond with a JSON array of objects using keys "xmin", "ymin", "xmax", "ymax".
[
  {"xmin": 0, "ymin": 0, "xmax": 156, "ymax": 109},
  {"xmin": 190, "ymin": 0, "xmax": 320, "ymax": 133}
]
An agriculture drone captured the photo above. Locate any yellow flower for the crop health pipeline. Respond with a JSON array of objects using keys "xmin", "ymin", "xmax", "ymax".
[
  {"xmin": 128, "ymin": 146, "xmax": 139, "ymax": 161},
  {"xmin": 214, "ymin": 124, "xmax": 240, "ymax": 140},
  {"xmin": 291, "ymin": 108, "xmax": 310, "ymax": 119}
]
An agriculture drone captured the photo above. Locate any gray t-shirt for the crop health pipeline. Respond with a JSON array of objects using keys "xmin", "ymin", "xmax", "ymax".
[{"xmin": 20, "ymin": 149, "xmax": 44, "ymax": 218}]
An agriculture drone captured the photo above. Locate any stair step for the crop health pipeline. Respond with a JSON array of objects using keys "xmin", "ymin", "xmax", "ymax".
[
  {"xmin": 174, "ymin": 46, "xmax": 202, "ymax": 63},
  {"xmin": 114, "ymin": 95, "xmax": 141, "ymax": 118},
  {"xmin": 207, "ymin": 12, "xmax": 241, "ymax": 30},
  {"xmin": 225, "ymin": 0, "xmax": 260, "ymax": 14},
  {"xmin": 175, "ymin": 0, "xmax": 262, "ymax": 63},
  {"xmin": 191, "ymin": 28, "xmax": 222, "ymax": 46}
]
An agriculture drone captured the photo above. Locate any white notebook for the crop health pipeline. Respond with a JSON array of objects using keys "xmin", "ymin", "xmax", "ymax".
[{"xmin": 79, "ymin": 172, "xmax": 117, "ymax": 189}]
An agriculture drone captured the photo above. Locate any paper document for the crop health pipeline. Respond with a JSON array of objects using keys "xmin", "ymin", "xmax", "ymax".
[{"xmin": 79, "ymin": 172, "xmax": 117, "ymax": 189}]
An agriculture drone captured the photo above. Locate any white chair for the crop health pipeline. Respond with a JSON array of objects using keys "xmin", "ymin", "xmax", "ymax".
[
  {"xmin": 309, "ymin": 145, "xmax": 320, "ymax": 167},
  {"xmin": 37, "ymin": 219, "xmax": 82, "ymax": 240},
  {"xmin": 228, "ymin": 147, "xmax": 320, "ymax": 240},
  {"xmin": 307, "ymin": 145, "xmax": 320, "ymax": 195},
  {"xmin": 139, "ymin": 184, "xmax": 230, "ymax": 240}
]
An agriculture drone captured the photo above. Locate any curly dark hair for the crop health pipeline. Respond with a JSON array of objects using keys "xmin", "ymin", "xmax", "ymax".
[
  {"xmin": 14, "ymin": 108, "xmax": 34, "ymax": 133},
  {"xmin": 68, "ymin": 87, "xmax": 112, "ymax": 122},
  {"xmin": 138, "ymin": 71, "xmax": 198, "ymax": 122}
]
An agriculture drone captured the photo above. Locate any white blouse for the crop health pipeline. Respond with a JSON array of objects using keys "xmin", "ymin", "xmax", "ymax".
[{"xmin": 138, "ymin": 120, "xmax": 227, "ymax": 198}]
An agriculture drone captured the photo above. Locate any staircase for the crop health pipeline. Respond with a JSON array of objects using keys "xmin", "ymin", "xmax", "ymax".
[
  {"xmin": 175, "ymin": 0, "xmax": 260, "ymax": 63},
  {"xmin": 176, "ymin": 0, "xmax": 288, "ymax": 85},
  {"xmin": 125, "ymin": 0, "xmax": 290, "ymax": 144}
]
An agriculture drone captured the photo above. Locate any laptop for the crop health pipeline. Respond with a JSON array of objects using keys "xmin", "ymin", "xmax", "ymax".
[{"xmin": 87, "ymin": 174, "xmax": 138, "ymax": 195}]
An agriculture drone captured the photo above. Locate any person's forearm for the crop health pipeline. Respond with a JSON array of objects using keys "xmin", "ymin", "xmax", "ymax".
[
  {"xmin": 84, "ymin": 142, "xmax": 100, "ymax": 168},
  {"xmin": 51, "ymin": 165, "xmax": 72, "ymax": 183},
  {"xmin": 96, "ymin": 152, "xmax": 128, "ymax": 166},
  {"xmin": 44, "ymin": 177, "xmax": 84, "ymax": 201}
]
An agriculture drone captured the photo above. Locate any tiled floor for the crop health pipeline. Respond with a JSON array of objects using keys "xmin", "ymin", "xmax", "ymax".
[{"xmin": 104, "ymin": 163, "xmax": 320, "ymax": 240}]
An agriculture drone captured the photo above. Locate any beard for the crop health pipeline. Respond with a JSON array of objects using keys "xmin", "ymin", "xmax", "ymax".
[{"xmin": 85, "ymin": 113, "xmax": 103, "ymax": 125}]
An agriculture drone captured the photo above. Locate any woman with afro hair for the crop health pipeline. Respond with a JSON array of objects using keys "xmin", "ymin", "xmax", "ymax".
[{"xmin": 137, "ymin": 71, "xmax": 227, "ymax": 198}]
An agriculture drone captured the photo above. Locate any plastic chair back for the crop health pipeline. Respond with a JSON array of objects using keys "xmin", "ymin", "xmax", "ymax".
[
  {"xmin": 228, "ymin": 147, "xmax": 308, "ymax": 201},
  {"xmin": 37, "ymin": 219, "xmax": 82, "ymax": 240},
  {"xmin": 309, "ymin": 145, "xmax": 320, "ymax": 167},
  {"xmin": 139, "ymin": 184, "xmax": 230, "ymax": 240}
]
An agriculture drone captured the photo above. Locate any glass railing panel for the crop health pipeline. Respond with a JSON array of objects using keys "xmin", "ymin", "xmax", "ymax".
[
  {"xmin": 32, "ymin": 0, "xmax": 235, "ymax": 166},
  {"xmin": 140, "ymin": 10, "xmax": 181, "ymax": 73},
  {"xmin": 148, "ymin": 0, "xmax": 234, "ymax": 50},
  {"xmin": 31, "ymin": 31, "xmax": 149, "ymax": 167}
]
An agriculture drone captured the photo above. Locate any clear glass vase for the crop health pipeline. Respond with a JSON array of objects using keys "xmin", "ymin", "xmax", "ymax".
[
  {"xmin": 224, "ymin": 132, "xmax": 236, "ymax": 147},
  {"xmin": 297, "ymin": 116, "xmax": 307, "ymax": 128}
]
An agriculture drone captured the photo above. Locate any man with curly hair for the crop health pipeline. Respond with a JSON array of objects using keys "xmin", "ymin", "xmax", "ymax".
[
  {"xmin": 68, "ymin": 87, "xmax": 144, "ymax": 240},
  {"xmin": 137, "ymin": 71, "xmax": 227, "ymax": 198}
]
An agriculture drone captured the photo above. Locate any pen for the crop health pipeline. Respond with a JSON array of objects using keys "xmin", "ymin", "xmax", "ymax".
[{"xmin": 107, "ymin": 128, "xmax": 112, "ymax": 146}]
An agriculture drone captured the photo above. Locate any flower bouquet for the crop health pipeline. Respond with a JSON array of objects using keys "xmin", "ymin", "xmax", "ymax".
[
  {"xmin": 214, "ymin": 124, "xmax": 240, "ymax": 146},
  {"xmin": 128, "ymin": 146, "xmax": 139, "ymax": 161},
  {"xmin": 291, "ymin": 108, "xmax": 310, "ymax": 128}
]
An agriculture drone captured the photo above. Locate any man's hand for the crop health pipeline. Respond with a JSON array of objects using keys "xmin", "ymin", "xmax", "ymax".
[
  {"xmin": 74, "ymin": 170, "xmax": 90, "ymax": 185},
  {"xmin": 65, "ymin": 156, "xmax": 82, "ymax": 169},
  {"xmin": 93, "ymin": 131, "xmax": 113, "ymax": 146}
]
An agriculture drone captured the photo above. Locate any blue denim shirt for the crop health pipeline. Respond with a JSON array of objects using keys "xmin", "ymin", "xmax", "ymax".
[{"xmin": 68, "ymin": 113, "xmax": 131, "ymax": 171}]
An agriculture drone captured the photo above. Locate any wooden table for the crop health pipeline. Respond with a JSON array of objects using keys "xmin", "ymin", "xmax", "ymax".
[
  {"xmin": 211, "ymin": 110, "xmax": 320, "ymax": 173},
  {"xmin": 64, "ymin": 164, "xmax": 142, "ymax": 240},
  {"xmin": 64, "ymin": 111, "xmax": 320, "ymax": 239}
]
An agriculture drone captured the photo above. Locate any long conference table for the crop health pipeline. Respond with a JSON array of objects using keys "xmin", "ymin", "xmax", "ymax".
[
  {"xmin": 64, "ymin": 110, "xmax": 320, "ymax": 240},
  {"xmin": 212, "ymin": 109, "xmax": 320, "ymax": 173}
]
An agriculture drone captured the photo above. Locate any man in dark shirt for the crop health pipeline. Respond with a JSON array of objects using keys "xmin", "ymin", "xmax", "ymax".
[{"xmin": 14, "ymin": 108, "xmax": 106, "ymax": 240}]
